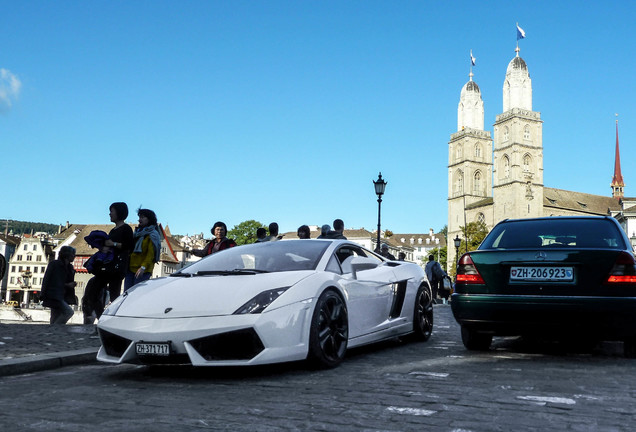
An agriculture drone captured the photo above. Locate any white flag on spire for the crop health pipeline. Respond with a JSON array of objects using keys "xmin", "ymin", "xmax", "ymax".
[
  {"xmin": 516, "ymin": 23, "xmax": 526, "ymax": 40},
  {"xmin": 470, "ymin": 50, "xmax": 476, "ymax": 66}
]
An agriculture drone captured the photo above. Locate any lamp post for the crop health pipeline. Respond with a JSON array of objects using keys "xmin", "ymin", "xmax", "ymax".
[
  {"xmin": 21, "ymin": 269, "xmax": 32, "ymax": 308},
  {"xmin": 373, "ymin": 172, "xmax": 387, "ymax": 252},
  {"xmin": 453, "ymin": 235, "xmax": 462, "ymax": 268}
]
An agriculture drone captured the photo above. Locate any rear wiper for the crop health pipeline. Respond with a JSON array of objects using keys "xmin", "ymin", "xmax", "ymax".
[{"xmin": 195, "ymin": 269, "xmax": 270, "ymax": 276}]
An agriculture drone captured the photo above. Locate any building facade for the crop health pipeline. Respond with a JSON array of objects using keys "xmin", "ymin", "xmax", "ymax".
[
  {"xmin": 5, "ymin": 223, "xmax": 188, "ymax": 307},
  {"xmin": 447, "ymin": 45, "xmax": 624, "ymax": 269},
  {"xmin": 0, "ymin": 233, "xmax": 20, "ymax": 301},
  {"xmin": 5, "ymin": 235, "xmax": 54, "ymax": 305}
]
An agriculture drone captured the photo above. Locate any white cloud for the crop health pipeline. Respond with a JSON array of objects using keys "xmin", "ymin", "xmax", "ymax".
[{"xmin": 0, "ymin": 68, "xmax": 22, "ymax": 113}]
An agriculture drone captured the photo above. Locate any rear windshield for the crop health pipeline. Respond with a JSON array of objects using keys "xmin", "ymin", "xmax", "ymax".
[{"xmin": 480, "ymin": 218, "xmax": 627, "ymax": 250}]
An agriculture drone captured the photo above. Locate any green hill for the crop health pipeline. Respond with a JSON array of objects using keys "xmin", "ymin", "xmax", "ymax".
[{"xmin": 1, "ymin": 220, "xmax": 59, "ymax": 235}]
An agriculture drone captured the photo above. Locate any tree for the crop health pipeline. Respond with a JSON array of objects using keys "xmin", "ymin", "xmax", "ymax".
[
  {"xmin": 228, "ymin": 220, "xmax": 266, "ymax": 245},
  {"xmin": 458, "ymin": 221, "xmax": 489, "ymax": 253},
  {"xmin": 2, "ymin": 220, "xmax": 59, "ymax": 235},
  {"xmin": 422, "ymin": 246, "xmax": 447, "ymax": 270},
  {"xmin": 384, "ymin": 229, "xmax": 394, "ymax": 238},
  {"xmin": 439, "ymin": 225, "xmax": 448, "ymax": 241}
]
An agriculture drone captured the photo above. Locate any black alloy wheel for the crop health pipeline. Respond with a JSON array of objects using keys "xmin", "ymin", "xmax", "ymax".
[
  {"xmin": 412, "ymin": 284, "xmax": 434, "ymax": 341},
  {"xmin": 308, "ymin": 289, "xmax": 349, "ymax": 368},
  {"xmin": 461, "ymin": 325, "xmax": 493, "ymax": 351}
]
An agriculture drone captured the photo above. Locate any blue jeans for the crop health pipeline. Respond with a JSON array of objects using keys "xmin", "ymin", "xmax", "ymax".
[
  {"xmin": 49, "ymin": 300, "xmax": 74, "ymax": 325},
  {"xmin": 124, "ymin": 270, "xmax": 151, "ymax": 292}
]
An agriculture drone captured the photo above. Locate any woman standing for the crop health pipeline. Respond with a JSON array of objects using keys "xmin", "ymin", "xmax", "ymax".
[
  {"xmin": 191, "ymin": 221, "xmax": 236, "ymax": 257},
  {"xmin": 124, "ymin": 208, "xmax": 162, "ymax": 291},
  {"xmin": 103, "ymin": 202, "xmax": 134, "ymax": 301}
]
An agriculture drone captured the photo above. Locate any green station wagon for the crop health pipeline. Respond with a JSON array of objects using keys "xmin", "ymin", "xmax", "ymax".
[{"xmin": 451, "ymin": 216, "xmax": 636, "ymax": 357}]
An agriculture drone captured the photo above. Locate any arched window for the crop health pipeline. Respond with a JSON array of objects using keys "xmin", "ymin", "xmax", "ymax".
[
  {"xmin": 473, "ymin": 171, "xmax": 482, "ymax": 195},
  {"xmin": 477, "ymin": 213, "xmax": 485, "ymax": 224},
  {"xmin": 503, "ymin": 126, "xmax": 510, "ymax": 141},
  {"xmin": 474, "ymin": 143, "xmax": 482, "ymax": 158},
  {"xmin": 456, "ymin": 170, "xmax": 464, "ymax": 194},
  {"xmin": 524, "ymin": 125, "xmax": 531, "ymax": 140},
  {"xmin": 502, "ymin": 155, "xmax": 510, "ymax": 178},
  {"xmin": 523, "ymin": 154, "xmax": 532, "ymax": 172}
]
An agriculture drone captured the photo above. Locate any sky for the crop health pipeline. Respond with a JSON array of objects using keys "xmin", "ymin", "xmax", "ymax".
[{"xmin": 2, "ymin": 1, "xmax": 635, "ymax": 237}]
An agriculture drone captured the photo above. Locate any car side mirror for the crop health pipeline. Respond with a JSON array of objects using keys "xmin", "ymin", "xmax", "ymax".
[{"xmin": 350, "ymin": 257, "xmax": 380, "ymax": 279}]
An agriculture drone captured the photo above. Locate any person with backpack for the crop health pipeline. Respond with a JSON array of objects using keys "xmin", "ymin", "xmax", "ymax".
[
  {"xmin": 425, "ymin": 254, "xmax": 447, "ymax": 303},
  {"xmin": 41, "ymin": 246, "xmax": 77, "ymax": 325}
]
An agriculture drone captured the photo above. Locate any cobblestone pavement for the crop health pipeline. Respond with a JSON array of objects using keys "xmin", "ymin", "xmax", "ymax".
[
  {"xmin": 1, "ymin": 305, "xmax": 635, "ymax": 432},
  {"xmin": 0, "ymin": 323, "xmax": 101, "ymax": 360}
]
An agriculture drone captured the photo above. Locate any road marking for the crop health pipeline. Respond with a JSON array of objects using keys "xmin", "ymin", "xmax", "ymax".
[
  {"xmin": 409, "ymin": 372, "xmax": 449, "ymax": 378},
  {"xmin": 517, "ymin": 396, "xmax": 576, "ymax": 405},
  {"xmin": 386, "ymin": 406, "xmax": 436, "ymax": 416}
]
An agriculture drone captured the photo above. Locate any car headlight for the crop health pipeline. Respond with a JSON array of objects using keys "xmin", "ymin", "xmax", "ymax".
[{"xmin": 233, "ymin": 287, "xmax": 289, "ymax": 314}]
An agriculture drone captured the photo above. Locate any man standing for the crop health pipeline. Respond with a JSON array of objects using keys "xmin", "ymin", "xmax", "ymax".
[
  {"xmin": 380, "ymin": 244, "xmax": 396, "ymax": 260},
  {"xmin": 41, "ymin": 246, "xmax": 77, "ymax": 325},
  {"xmin": 266, "ymin": 222, "xmax": 281, "ymax": 241},
  {"xmin": 425, "ymin": 255, "xmax": 446, "ymax": 302},
  {"xmin": 329, "ymin": 219, "xmax": 347, "ymax": 239}
]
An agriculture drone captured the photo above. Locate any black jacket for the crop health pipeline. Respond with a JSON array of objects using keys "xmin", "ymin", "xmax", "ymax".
[{"xmin": 41, "ymin": 259, "xmax": 75, "ymax": 306}]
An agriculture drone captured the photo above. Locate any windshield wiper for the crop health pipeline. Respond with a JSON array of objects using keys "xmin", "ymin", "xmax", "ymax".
[
  {"xmin": 195, "ymin": 269, "xmax": 270, "ymax": 276},
  {"xmin": 170, "ymin": 273, "xmax": 192, "ymax": 277}
]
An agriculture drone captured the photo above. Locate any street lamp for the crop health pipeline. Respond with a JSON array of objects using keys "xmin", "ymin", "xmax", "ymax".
[
  {"xmin": 21, "ymin": 270, "xmax": 32, "ymax": 307},
  {"xmin": 453, "ymin": 235, "xmax": 462, "ymax": 268},
  {"xmin": 373, "ymin": 172, "xmax": 387, "ymax": 252}
]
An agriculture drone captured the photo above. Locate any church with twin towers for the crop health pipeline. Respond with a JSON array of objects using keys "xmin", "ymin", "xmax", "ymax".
[{"xmin": 447, "ymin": 41, "xmax": 631, "ymax": 269}]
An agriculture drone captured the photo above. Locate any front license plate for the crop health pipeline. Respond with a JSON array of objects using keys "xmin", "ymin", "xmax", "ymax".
[
  {"xmin": 510, "ymin": 266, "xmax": 573, "ymax": 282},
  {"xmin": 136, "ymin": 342, "xmax": 170, "ymax": 356}
]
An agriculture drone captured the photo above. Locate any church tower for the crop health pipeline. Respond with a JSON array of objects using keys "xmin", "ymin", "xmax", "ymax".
[
  {"xmin": 448, "ymin": 67, "xmax": 492, "ymax": 264},
  {"xmin": 611, "ymin": 117, "xmax": 625, "ymax": 199},
  {"xmin": 492, "ymin": 46, "xmax": 543, "ymax": 220}
]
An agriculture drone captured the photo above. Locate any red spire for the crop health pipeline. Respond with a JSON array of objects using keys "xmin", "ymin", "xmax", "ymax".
[{"xmin": 611, "ymin": 118, "xmax": 624, "ymax": 199}]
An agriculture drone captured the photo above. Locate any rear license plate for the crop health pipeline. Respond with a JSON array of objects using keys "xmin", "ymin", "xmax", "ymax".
[
  {"xmin": 510, "ymin": 266, "xmax": 573, "ymax": 281},
  {"xmin": 136, "ymin": 342, "xmax": 170, "ymax": 356}
]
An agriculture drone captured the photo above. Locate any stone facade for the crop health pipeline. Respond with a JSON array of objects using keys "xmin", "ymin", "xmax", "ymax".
[{"xmin": 447, "ymin": 48, "xmax": 624, "ymax": 270}]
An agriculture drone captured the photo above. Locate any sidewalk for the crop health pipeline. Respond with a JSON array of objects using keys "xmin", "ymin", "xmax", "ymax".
[{"xmin": 0, "ymin": 322, "xmax": 102, "ymax": 377}]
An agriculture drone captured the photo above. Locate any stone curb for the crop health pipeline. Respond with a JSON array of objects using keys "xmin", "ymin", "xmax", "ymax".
[{"xmin": 0, "ymin": 347, "xmax": 99, "ymax": 377}]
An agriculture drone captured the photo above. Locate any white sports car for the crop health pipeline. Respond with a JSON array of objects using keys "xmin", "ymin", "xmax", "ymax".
[{"xmin": 96, "ymin": 240, "xmax": 433, "ymax": 368}]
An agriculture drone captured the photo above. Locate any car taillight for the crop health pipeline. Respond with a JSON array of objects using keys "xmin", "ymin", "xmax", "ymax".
[
  {"xmin": 606, "ymin": 251, "xmax": 636, "ymax": 284},
  {"xmin": 456, "ymin": 253, "xmax": 485, "ymax": 284}
]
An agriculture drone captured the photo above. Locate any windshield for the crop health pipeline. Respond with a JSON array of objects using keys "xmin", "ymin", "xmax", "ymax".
[
  {"xmin": 480, "ymin": 218, "xmax": 627, "ymax": 250},
  {"xmin": 177, "ymin": 240, "xmax": 331, "ymax": 275}
]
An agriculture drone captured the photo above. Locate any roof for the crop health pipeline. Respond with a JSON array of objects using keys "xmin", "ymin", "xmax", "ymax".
[
  {"xmin": 54, "ymin": 224, "xmax": 114, "ymax": 255},
  {"xmin": 54, "ymin": 223, "xmax": 180, "ymax": 263},
  {"xmin": 0, "ymin": 234, "xmax": 21, "ymax": 246},
  {"xmin": 543, "ymin": 188, "xmax": 621, "ymax": 215},
  {"xmin": 621, "ymin": 204, "xmax": 636, "ymax": 213},
  {"xmin": 507, "ymin": 56, "xmax": 528, "ymax": 72},
  {"xmin": 389, "ymin": 233, "xmax": 444, "ymax": 248},
  {"xmin": 281, "ymin": 228, "xmax": 374, "ymax": 240},
  {"xmin": 465, "ymin": 197, "xmax": 494, "ymax": 210},
  {"xmin": 462, "ymin": 80, "xmax": 480, "ymax": 94}
]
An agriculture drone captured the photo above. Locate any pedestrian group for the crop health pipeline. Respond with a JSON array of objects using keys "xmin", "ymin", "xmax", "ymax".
[{"xmin": 42, "ymin": 207, "xmax": 416, "ymax": 325}]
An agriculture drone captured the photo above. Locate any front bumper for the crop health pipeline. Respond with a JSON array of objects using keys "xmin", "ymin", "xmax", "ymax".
[{"xmin": 97, "ymin": 299, "xmax": 313, "ymax": 366}]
